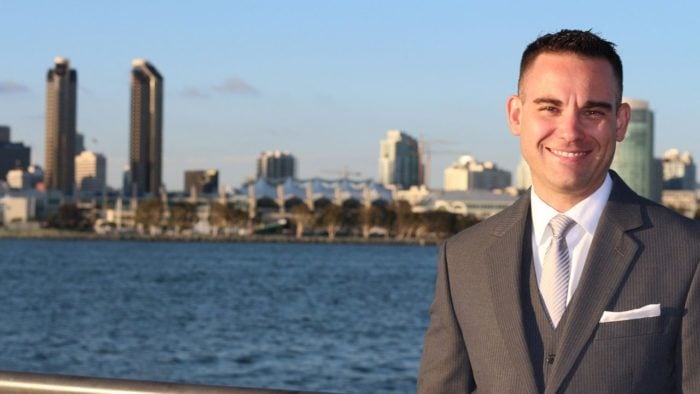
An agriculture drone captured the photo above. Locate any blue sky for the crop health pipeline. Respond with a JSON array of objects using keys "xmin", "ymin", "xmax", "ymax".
[{"xmin": 1, "ymin": 1, "xmax": 698, "ymax": 190}]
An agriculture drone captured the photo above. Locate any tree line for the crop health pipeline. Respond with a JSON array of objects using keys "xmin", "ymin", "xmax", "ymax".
[{"xmin": 45, "ymin": 198, "xmax": 483, "ymax": 240}]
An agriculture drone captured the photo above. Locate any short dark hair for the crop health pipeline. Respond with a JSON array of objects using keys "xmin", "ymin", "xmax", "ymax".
[{"xmin": 518, "ymin": 29, "xmax": 623, "ymax": 102}]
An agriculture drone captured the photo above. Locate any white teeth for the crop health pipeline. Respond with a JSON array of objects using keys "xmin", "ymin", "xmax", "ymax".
[{"xmin": 551, "ymin": 149, "xmax": 587, "ymax": 157}]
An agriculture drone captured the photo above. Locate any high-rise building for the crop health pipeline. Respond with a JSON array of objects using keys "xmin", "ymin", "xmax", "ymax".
[
  {"xmin": 443, "ymin": 155, "xmax": 511, "ymax": 191},
  {"xmin": 662, "ymin": 149, "xmax": 696, "ymax": 190},
  {"xmin": 45, "ymin": 57, "xmax": 77, "ymax": 194},
  {"xmin": 184, "ymin": 169, "xmax": 219, "ymax": 196},
  {"xmin": 0, "ymin": 126, "xmax": 31, "ymax": 181},
  {"xmin": 75, "ymin": 132, "xmax": 85, "ymax": 154},
  {"xmin": 129, "ymin": 59, "xmax": 163, "ymax": 195},
  {"xmin": 0, "ymin": 125, "xmax": 9, "ymax": 143},
  {"xmin": 611, "ymin": 98, "xmax": 659, "ymax": 201},
  {"xmin": 256, "ymin": 150, "xmax": 296, "ymax": 183},
  {"xmin": 378, "ymin": 129, "xmax": 422, "ymax": 189},
  {"xmin": 75, "ymin": 150, "xmax": 107, "ymax": 193}
]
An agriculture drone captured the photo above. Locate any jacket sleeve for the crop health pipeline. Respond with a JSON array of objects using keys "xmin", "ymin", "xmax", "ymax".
[
  {"xmin": 679, "ymin": 259, "xmax": 700, "ymax": 392},
  {"xmin": 417, "ymin": 240, "xmax": 474, "ymax": 393}
]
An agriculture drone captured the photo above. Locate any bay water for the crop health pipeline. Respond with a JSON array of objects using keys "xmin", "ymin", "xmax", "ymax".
[{"xmin": 0, "ymin": 239, "xmax": 438, "ymax": 393}]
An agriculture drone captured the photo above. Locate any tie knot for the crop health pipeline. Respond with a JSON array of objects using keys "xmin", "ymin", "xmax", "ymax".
[{"xmin": 549, "ymin": 214, "xmax": 575, "ymax": 238}]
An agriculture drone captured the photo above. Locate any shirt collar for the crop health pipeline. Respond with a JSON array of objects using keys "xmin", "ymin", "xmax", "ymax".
[{"xmin": 530, "ymin": 173, "xmax": 613, "ymax": 246}]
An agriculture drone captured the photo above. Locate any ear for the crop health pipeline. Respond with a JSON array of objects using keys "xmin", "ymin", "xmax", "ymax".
[
  {"xmin": 506, "ymin": 95, "xmax": 523, "ymax": 136},
  {"xmin": 615, "ymin": 102, "xmax": 631, "ymax": 142}
]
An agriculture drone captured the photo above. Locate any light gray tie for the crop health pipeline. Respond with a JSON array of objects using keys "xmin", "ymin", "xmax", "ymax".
[{"xmin": 541, "ymin": 214, "xmax": 576, "ymax": 328}]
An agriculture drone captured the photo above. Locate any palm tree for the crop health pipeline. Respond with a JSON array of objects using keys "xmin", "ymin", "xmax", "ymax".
[
  {"xmin": 134, "ymin": 198, "xmax": 163, "ymax": 234},
  {"xmin": 317, "ymin": 203, "xmax": 343, "ymax": 240},
  {"xmin": 290, "ymin": 203, "xmax": 314, "ymax": 239},
  {"xmin": 169, "ymin": 202, "xmax": 198, "ymax": 234}
]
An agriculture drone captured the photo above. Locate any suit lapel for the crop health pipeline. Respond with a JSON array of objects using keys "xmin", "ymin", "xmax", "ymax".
[
  {"xmin": 486, "ymin": 194, "xmax": 540, "ymax": 394},
  {"xmin": 546, "ymin": 174, "xmax": 644, "ymax": 393}
]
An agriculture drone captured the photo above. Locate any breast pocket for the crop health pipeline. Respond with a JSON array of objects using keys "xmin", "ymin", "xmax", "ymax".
[{"xmin": 594, "ymin": 309, "xmax": 680, "ymax": 340}]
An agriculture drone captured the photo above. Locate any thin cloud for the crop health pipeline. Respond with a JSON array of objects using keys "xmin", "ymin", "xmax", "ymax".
[
  {"xmin": 222, "ymin": 154, "xmax": 257, "ymax": 164},
  {"xmin": 213, "ymin": 78, "xmax": 258, "ymax": 95},
  {"xmin": 182, "ymin": 87, "xmax": 210, "ymax": 99},
  {"xmin": 0, "ymin": 80, "xmax": 30, "ymax": 94},
  {"xmin": 79, "ymin": 84, "xmax": 94, "ymax": 97}
]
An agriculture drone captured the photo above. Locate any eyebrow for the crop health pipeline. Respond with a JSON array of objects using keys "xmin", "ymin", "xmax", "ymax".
[{"xmin": 531, "ymin": 97, "xmax": 614, "ymax": 110}]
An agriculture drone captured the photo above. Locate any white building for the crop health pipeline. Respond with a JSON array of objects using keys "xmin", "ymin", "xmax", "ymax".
[
  {"xmin": 444, "ymin": 155, "xmax": 511, "ymax": 191},
  {"xmin": 515, "ymin": 157, "xmax": 532, "ymax": 191},
  {"xmin": 6, "ymin": 169, "xmax": 32, "ymax": 190},
  {"xmin": 661, "ymin": 189, "xmax": 697, "ymax": 219},
  {"xmin": 75, "ymin": 150, "xmax": 106, "ymax": 193},
  {"xmin": 662, "ymin": 148, "xmax": 696, "ymax": 190},
  {"xmin": 1, "ymin": 195, "xmax": 36, "ymax": 225}
]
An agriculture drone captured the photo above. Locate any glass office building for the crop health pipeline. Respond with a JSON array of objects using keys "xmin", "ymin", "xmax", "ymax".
[{"xmin": 611, "ymin": 98, "xmax": 660, "ymax": 201}]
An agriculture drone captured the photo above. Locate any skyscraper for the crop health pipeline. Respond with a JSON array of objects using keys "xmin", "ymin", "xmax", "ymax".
[
  {"xmin": 378, "ymin": 129, "xmax": 422, "ymax": 189},
  {"xmin": 45, "ymin": 57, "xmax": 77, "ymax": 194},
  {"xmin": 129, "ymin": 59, "xmax": 163, "ymax": 195},
  {"xmin": 0, "ymin": 126, "xmax": 31, "ymax": 182},
  {"xmin": 256, "ymin": 150, "xmax": 296, "ymax": 183},
  {"xmin": 611, "ymin": 98, "xmax": 659, "ymax": 201}
]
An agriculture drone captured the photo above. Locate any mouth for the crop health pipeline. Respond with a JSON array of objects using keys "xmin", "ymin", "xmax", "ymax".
[{"xmin": 547, "ymin": 148, "xmax": 590, "ymax": 158}]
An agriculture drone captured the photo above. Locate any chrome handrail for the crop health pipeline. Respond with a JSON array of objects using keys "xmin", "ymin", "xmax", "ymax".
[{"xmin": 0, "ymin": 371, "xmax": 332, "ymax": 394}]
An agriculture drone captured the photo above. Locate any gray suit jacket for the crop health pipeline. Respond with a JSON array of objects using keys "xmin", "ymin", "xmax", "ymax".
[{"xmin": 418, "ymin": 172, "xmax": 700, "ymax": 393}]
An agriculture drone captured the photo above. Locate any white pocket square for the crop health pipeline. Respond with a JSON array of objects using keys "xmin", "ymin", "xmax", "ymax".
[{"xmin": 599, "ymin": 304, "xmax": 661, "ymax": 323}]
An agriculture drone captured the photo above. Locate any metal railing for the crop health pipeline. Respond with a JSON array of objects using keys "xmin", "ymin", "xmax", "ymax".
[{"xmin": 0, "ymin": 371, "xmax": 332, "ymax": 394}]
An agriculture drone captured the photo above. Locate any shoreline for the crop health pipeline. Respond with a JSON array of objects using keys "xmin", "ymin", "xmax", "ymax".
[{"xmin": 0, "ymin": 228, "xmax": 440, "ymax": 246}]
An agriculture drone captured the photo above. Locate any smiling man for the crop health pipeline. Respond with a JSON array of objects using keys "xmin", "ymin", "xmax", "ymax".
[{"xmin": 418, "ymin": 30, "xmax": 699, "ymax": 393}]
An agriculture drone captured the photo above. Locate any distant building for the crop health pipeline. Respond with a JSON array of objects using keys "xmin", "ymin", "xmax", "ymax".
[
  {"xmin": 0, "ymin": 125, "xmax": 9, "ymax": 142},
  {"xmin": 122, "ymin": 165, "xmax": 132, "ymax": 196},
  {"xmin": 611, "ymin": 98, "xmax": 660, "ymax": 201},
  {"xmin": 45, "ymin": 57, "xmax": 77, "ymax": 195},
  {"xmin": 129, "ymin": 59, "xmax": 163, "ymax": 195},
  {"xmin": 443, "ymin": 155, "xmax": 511, "ymax": 191},
  {"xmin": 397, "ymin": 188, "xmax": 517, "ymax": 219},
  {"xmin": 6, "ymin": 169, "xmax": 32, "ymax": 190},
  {"xmin": 662, "ymin": 190, "xmax": 697, "ymax": 219},
  {"xmin": 0, "ymin": 126, "xmax": 31, "ymax": 181},
  {"xmin": 27, "ymin": 165, "xmax": 44, "ymax": 188},
  {"xmin": 75, "ymin": 150, "xmax": 107, "ymax": 193},
  {"xmin": 184, "ymin": 169, "xmax": 219, "ymax": 196},
  {"xmin": 0, "ymin": 195, "xmax": 36, "ymax": 225},
  {"xmin": 515, "ymin": 157, "xmax": 532, "ymax": 191},
  {"xmin": 378, "ymin": 129, "xmax": 422, "ymax": 190},
  {"xmin": 75, "ymin": 132, "xmax": 85, "ymax": 154},
  {"xmin": 662, "ymin": 148, "xmax": 696, "ymax": 190},
  {"xmin": 257, "ymin": 150, "xmax": 296, "ymax": 183}
]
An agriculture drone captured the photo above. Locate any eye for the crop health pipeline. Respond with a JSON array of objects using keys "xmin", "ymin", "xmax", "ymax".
[
  {"xmin": 583, "ymin": 109, "xmax": 605, "ymax": 118},
  {"xmin": 539, "ymin": 106, "xmax": 559, "ymax": 114}
]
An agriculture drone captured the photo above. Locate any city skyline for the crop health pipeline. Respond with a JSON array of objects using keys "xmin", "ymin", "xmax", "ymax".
[{"xmin": 1, "ymin": 1, "xmax": 698, "ymax": 190}]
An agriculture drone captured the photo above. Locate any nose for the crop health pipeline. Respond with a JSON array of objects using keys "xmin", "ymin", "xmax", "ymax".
[{"xmin": 556, "ymin": 112, "xmax": 584, "ymax": 143}]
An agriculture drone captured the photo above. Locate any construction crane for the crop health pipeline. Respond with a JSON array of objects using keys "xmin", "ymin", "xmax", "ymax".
[
  {"xmin": 419, "ymin": 138, "xmax": 466, "ymax": 187},
  {"xmin": 321, "ymin": 167, "xmax": 362, "ymax": 180}
]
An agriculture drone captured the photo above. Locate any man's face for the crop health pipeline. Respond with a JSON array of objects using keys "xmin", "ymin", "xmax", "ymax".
[{"xmin": 506, "ymin": 52, "xmax": 630, "ymax": 205}]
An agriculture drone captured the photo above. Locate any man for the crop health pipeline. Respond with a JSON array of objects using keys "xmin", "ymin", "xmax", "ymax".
[{"xmin": 418, "ymin": 29, "xmax": 699, "ymax": 393}]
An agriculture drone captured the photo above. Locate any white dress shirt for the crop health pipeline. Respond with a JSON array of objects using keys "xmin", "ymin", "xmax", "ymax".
[{"xmin": 530, "ymin": 174, "xmax": 612, "ymax": 305}]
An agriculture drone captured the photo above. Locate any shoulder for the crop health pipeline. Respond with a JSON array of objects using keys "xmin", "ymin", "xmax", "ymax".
[
  {"xmin": 608, "ymin": 171, "xmax": 699, "ymax": 239},
  {"xmin": 641, "ymin": 198, "xmax": 700, "ymax": 242},
  {"xmin": 444, "ymin": 192, "xmax": 530, "ymax": 250}
]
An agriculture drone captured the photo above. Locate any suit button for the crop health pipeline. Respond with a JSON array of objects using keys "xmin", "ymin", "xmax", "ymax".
[{"xmin": 546, "ymin": 354, "xmax": 556, "ymax": 364}]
